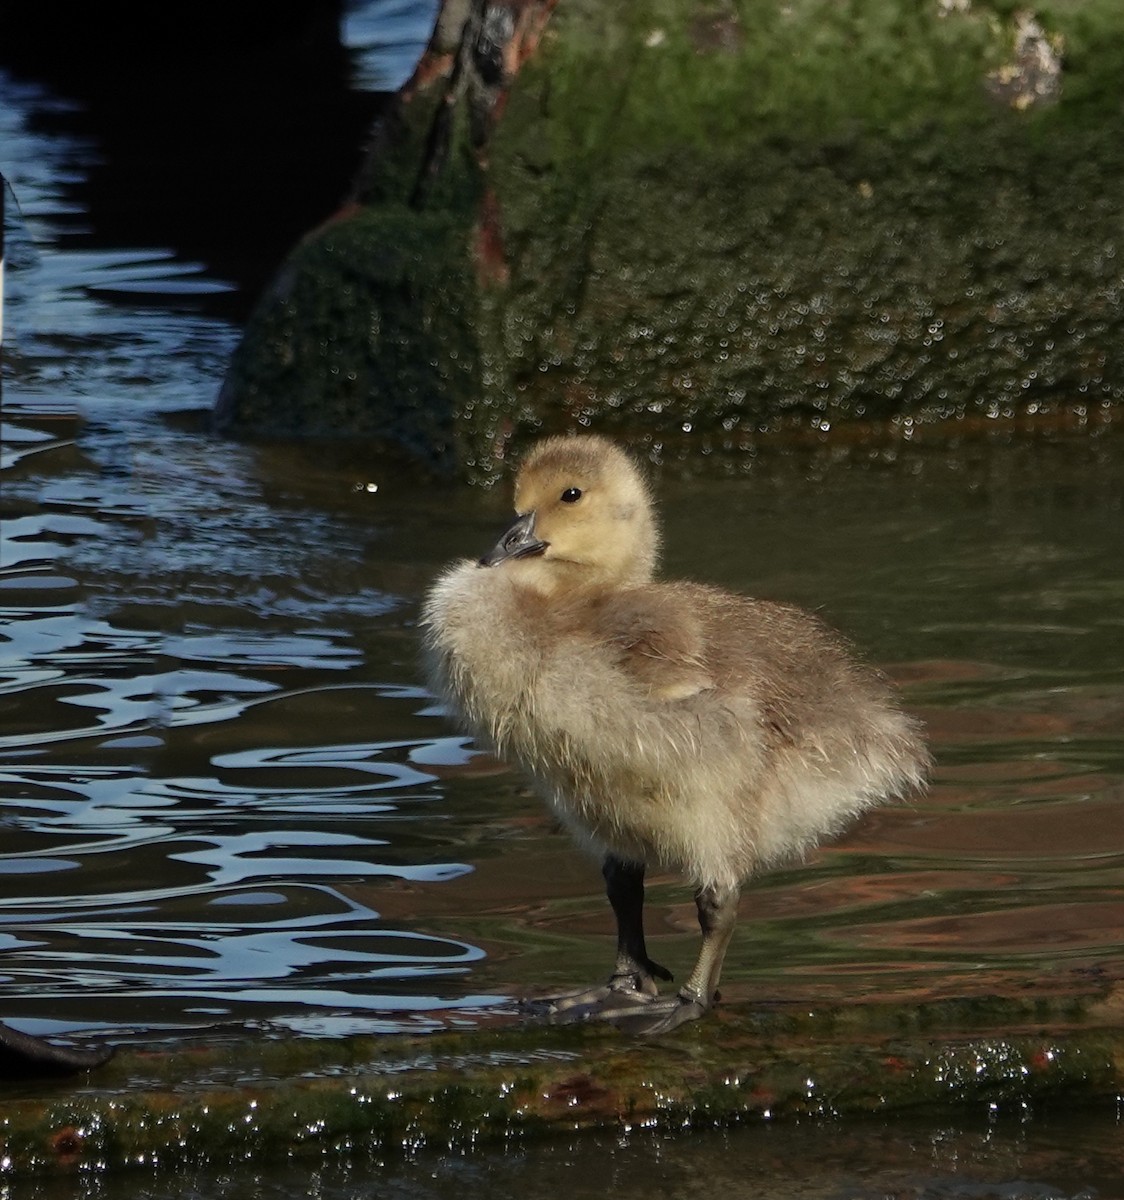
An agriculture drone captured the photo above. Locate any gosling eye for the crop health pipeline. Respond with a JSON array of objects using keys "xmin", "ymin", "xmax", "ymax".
[{"xmin": 560, "ymin": 487, "xmax": 583, "ymax": 504}]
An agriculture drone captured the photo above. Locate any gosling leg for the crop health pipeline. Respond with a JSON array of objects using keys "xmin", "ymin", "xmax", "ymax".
[
  {"xmin": 608, "ymin": 882, "xmax": 740, "ymax": 1036},
  {"xmin": 528, "ymin": 855, "xmax": 672, "ymax": 1021},
  {"xmin": 603, "ymin": 856, "xmax": 674, "ymax": 996},
  {"xmin": 681, "ymin": 882, "xmax": 740, "ymax": 1007}
]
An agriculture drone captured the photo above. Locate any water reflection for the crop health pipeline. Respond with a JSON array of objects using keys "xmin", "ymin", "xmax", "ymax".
[
  {"xmin": 0, "ymin": 558, "xmax": 495, "ymax": 1032},
  {"xmin": 0, "ymin": 52, "xmax": 509, "ymax": 1039},
  {"xmin": 20, "ymin": 1107, "xmax": 1118, "ymax": 1199}
]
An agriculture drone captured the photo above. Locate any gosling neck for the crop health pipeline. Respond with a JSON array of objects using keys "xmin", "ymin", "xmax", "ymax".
[{"xmin": 503, "ymin": 553, "xmax": 655, "ymax": 599}]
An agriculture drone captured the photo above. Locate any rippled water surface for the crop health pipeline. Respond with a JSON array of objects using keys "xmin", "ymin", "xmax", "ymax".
[{"xmin": 2, "ymin": 16, "xmax": 1124, "ymax": 1197}]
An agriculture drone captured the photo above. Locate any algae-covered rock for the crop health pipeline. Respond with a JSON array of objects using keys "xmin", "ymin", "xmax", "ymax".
[
  {"xmin": 215, "ymin": 205, "xmax": 483, "ymax": 473},
  {"xmin": 3, "ymin": 986, "xmax": 1124, "ymax": 1177},
  {"xmin": 215, "ymin": 0, "xmax": 526, "ymax": 479},
  {"xmin": 493, "ymin": 0, "xmax": 1124, "ymax": 446},
  {"xmin": 216, "ymin": 0, "xmax": 1124, "ymax": 477}
]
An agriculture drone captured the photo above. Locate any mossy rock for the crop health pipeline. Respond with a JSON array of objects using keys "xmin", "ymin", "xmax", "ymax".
[
  {"xmin": 216, "ymin": 0, "xmax": 1124, "ymax": 476},
  {"xmin": 215, "ymin": 204, "xmax": 488, "ymax": 473},
  {"xmin": 3, "ymin": 987, "xmax": 1124, "ymax": 1177},
  {"xmin": 491, "ymin": 0, "xmax": 1124, "ymax": 445}
]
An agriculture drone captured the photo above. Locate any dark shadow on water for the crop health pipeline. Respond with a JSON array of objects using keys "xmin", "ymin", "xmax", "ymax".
[{"xmin": 0, "ymin": 0, "xmax": 397, "ymax": 315}]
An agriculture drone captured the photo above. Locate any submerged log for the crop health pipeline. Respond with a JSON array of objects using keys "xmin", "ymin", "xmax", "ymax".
[
  {"xmin": 1, "ymin": 984, "xmax": 1124, "ymax": 1176},
  {"xmin": 215, "ymin": 0, "xmax": 1124, "ymax": 479},
  {"xmin": 0, "ymin": 1021, "xmax": 113, "ymax": 1080}
]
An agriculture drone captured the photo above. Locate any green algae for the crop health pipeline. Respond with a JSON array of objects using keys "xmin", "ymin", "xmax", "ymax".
[
  {"xmin": 506, "ymin": 0, "xmax": 1002, "ymax": 156},
  {"xmin": 214, "ymin": 204, "xmax": 486, "ymax": 475},
  {"xmin": 2, "ymin": 988, "xmax": 1124, "ymax": 1178}
]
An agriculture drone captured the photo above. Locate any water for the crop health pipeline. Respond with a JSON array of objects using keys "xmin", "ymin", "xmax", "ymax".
[
  {"xmin": 1, "ymin": 1111, "xmax": 1119, "ymax": 1198},
  {"xmin": 2, "ymin": 6, "xmax": 1124, "ymax": 1195},
  {"xmin": 167, "ymin": 1114, "xmax": 1124, "ymax": 1199}
]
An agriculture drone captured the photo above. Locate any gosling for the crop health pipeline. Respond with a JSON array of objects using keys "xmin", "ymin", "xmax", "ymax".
[{"xmin": 421, "ymin": 434, "xmax": 929, "ymax": 1034}]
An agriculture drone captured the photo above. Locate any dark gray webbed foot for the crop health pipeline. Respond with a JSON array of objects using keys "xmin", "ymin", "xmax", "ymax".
[
  {"xmin": 522, "ymin": 965, "xmax": 670, "ymax": 1025},
  {"xmin": 604, "ymin": 988, "xmax": 710, "ymax": 1037}
]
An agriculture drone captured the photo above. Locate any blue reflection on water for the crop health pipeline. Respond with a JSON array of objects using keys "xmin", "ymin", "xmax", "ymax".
[
  {"xmin": 0, "ymin": 42, "xmax": 503, "ymax": 1040},
  {"xmin": 343, "ymin": 0, "xmax": 441, "ymax": 91}
]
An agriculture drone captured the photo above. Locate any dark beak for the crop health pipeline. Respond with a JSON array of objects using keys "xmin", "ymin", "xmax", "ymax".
[{"xmin": 479, "ymin": 511, "xmax": 548, "ymax": 567}]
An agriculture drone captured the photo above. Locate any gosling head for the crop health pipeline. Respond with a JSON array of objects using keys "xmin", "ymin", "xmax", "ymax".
[{"xmin": 480, "ymin": 435, "xmax": 659, "ymax": 593}]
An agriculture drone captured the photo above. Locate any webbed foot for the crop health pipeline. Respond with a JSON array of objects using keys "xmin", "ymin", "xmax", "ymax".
[
  {"xmin": 604, "ymin": 987, "xmax": 710, "ymax": 1037},
  {"xmin": 522, "ymin": 963, "xmax": 672, "ymax": 1025}
]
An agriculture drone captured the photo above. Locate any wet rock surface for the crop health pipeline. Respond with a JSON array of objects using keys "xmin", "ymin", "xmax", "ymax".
[{"xmin": 3, "ymin": 984, "xmax": 1124, "ymax": 1176}]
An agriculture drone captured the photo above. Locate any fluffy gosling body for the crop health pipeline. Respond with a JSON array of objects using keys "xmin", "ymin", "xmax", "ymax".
[{"xmin": 422, "ymin": 434, "xmax": 929, "ymax": 1033}]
